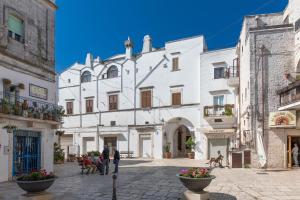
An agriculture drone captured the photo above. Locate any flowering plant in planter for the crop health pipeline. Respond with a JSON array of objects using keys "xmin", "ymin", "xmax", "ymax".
[
  {"xmin": 177, "ymin": 167, "xmax": 215, "ymax": 193},
  {"xmin": 16, "ymin": 169, "xmax": 56, "ymax": 194},
  {"xmin": 17, "ymin": 169, "xmax": 55, "ymax": 181},
  {"xmin": 179, "ymin": 168, "xmax": 211, "ymax": 178}
]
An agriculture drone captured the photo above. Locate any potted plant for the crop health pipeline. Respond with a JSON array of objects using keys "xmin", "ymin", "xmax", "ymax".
[
  {"xmin": 3, "ymin": 125, "xmax": 17, "ymax": 133},
  {"xmin": 13, "ymin": 102, "xmax": 22, "ymax": 116},
  {"xmin": 1, "ymin": 99, "xmax": 11, "ymax": 114},
  {"xmin": 185, "ymin": 137, "xmax": 196, "ymax": 159},
  {"xmin": 177, "ymin": 168, "xmax": 215, "ymax": 193},
  {"xmin": 224, "ymin": 104, "xmax": 233, "ymax": 116},
  {"xmin": 163, "ymin": 143, "xmax": 171, "ymax": 159},
  {"xmin": 54, "ymin": 143, "xmax": 65, "ymax": 164},
  {"xmin": 16, "ymin": 169, "xmax": 56, "ymax": 194}
]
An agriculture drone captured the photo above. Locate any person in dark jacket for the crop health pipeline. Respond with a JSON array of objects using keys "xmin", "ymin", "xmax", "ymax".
[
  {"xmin": 102, "ymin": 145, "xmax": 110, "ymax": 175},
  {"xmin": 113, "ymin": 147, "xmax": 120, "ymax": 174}
]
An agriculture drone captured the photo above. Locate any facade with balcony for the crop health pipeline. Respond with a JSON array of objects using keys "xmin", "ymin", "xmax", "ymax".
[
  {"xmin": 0, "ymin": 0, "xmax": 57, "ymax": 182},
  {"xmin": 234, "ymin": 0, "xmax": 300, "ymax": 169},
  {"xmin": 200, "ymin": 47, "xmax": 237, "ymax": 166}
]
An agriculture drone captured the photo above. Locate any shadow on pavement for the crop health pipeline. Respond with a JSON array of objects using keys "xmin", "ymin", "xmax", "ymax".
[{"xmin": 209, "ymin": 192, "xmax": 237, "ymax": 200}]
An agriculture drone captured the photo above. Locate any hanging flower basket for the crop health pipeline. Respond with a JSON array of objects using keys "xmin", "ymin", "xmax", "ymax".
[{"xmin": 3, "ymin": 125, "xmax": 17, "ymax": 133}]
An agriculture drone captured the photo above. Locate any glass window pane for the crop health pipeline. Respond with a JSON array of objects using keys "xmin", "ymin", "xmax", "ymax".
[{"xmin": 8, "ymin": 15, "xmax": 23, "ymax": 36}]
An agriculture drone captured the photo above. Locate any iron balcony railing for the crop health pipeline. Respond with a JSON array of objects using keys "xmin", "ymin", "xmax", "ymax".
[
  {"xmin": 278, "ymin": 81, "xmax": 300, "ymax": 106},
  {"xmin": 204, "ymin": 104, "xmax": 235, "ymax": 117},
  {"xmin": 225, "ymin": 58, "xmax": 240, "ymax": 78},
  {"xmin": 0, "ymin": 91, "xmax": 64, "ymax": 122}
]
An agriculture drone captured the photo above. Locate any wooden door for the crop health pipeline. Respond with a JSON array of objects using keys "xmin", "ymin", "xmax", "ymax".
[
  {"xmin": 244, "ymin": 150, "xmax": 251, "ymax": 165},
  {"xmin": 232, "ymin": 153, "xmax": 242, "ymax": 168}
]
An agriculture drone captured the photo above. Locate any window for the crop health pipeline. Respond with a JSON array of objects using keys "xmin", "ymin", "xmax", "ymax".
[
  {"xmin": 109, "ymin": 95, "xmax": 118, "ymax": 111},
  {"xmin": 172, "ymin": 92, "xmax": 181, "ymax": 106},
  {"xmin": 86, "ymin": 99, "xmax": 93, "ymax": 113},
  {"xmin": 66, "ymin": 102, "xmax": 73, "ymax": 115},
  {"xmin": 141, "ymin": 90, "xmax": 152, "ymax": 108},
  {"xmin": 110, "ymin": 121, "xmax": 116, "ymax": 126},
  {"xmin": 81, "ymin": 71, "xmax": 91, "ymax": 83},
  {"xmin": 214, "ymin": 67, "xmax": 225, "ymax": 79},
  {"xmin": 213, "ymin": 95, "xmax": 224, "ymax": 106},
  {"xmin": 172, "ymin": 57, "xmax": 179, "ymax": 71},
  {"xmin": 107, "ymin": 65, "xmax": 118, "ymax": 78},
  {"xmin": 8, "ymin": 14, "xmax": 24, "ymax": 42}
]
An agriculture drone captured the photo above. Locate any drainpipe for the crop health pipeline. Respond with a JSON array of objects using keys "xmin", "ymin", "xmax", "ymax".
[
  {"xmin": 79, "ymin": 70, "xmax": 82, "ymax": 128},
  {"xmin": 260, "ymin": 45, "xmax": 265, "ymax": 139},
  {"xmin": 134, "ymin": 59, "xmax": 137, "ymax": 126}
]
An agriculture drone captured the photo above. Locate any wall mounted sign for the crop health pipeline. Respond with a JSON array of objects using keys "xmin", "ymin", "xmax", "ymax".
[
  {"xmin": 269, "ymin": 111, "xmax": 296, "ymax": 128},
  {"xmin": 29, "ymin": 84, "xmax": 48, "ymax": 100}
]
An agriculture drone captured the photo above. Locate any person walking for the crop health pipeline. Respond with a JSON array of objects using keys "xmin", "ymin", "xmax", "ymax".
[
  {"xmin": 102, "ymin": 145, "xmax": 110, "ymax": 175},
  {"xmin": 113, "ymin": 147, "xmax": 120, "ymax": 174}
]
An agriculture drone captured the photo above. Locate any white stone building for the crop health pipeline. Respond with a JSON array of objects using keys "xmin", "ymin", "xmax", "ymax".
[
  {"xmin": 0, "ymin": 0, "xmax": 58, "ymax": 182},
  {"xmin": 59, "ymin": 35, "xmax": 237, "ymax": 162}
]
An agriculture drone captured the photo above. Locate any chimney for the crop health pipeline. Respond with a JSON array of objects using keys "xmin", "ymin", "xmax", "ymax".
[
  {"xmin": 142, "ymin": 35, "xmax": 152, "ymax": 53},
  {"xmin": 85, "ymin": 53, "xmax": 93, "ymax": 68},
  {"xmin": 124, "ymin": 37, "xmax": 133, "ymax": 59}
]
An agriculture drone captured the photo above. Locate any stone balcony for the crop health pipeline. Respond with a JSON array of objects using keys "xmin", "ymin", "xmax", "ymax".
[
  {"xmin": 226, "ymin": 66, "xmax": 239, "ymax": 88},
  {"xmin": 203, "ymin": 104, "xmax": 237, "ymax": 128},
  {"xmin": 277, "ymin": 80, "xmax": 300, "ymax": 111}
]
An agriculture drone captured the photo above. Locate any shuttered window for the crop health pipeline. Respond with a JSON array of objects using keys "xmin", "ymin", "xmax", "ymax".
[
  {"xmin": 8, "ymin": 14, "xmax": 24, "ymax": 42},
  {"xmin": 109, "ymin": 95, "xmax": 118, "ymax": 111},
  {"xmin": 172, "ymin": 92, "xmax": 181, "ymax": 106},
  {"xmin": 86, "ymin": 99, "xmax": 93, "ymax": 113},
  {"xmin": 172, "ymin": 57, "xmax": 179, "ymax": 71},
  {"xmin": 66, "ymin": 102, "xmax": 73, "ymax": 115},
  {"xmin": 141, "ymin": 90, "xmax": 152, "ymax": 108}
]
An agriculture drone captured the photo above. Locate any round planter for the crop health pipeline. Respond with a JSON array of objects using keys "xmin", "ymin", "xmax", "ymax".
[
  {"xmin": 176, "ymin": 174, "xmax": 215, "ymax": 193},
  {"xmin": 16, "ymin": 178, "xmax": 55, "ymax": 194}
]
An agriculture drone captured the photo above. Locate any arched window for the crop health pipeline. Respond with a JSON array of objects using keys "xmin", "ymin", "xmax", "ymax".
[
  {"xmin": 81, "ymin": 71, "xmax": 91, "ymax": 83},
  {"xmin": 107, "ymin": 65, "xmax": 118, "ymax": 78}
]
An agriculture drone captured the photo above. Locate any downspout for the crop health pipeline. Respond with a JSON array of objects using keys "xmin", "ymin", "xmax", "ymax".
[
  {"xmin": 134, "ymin": 59, "xmax": 137, "ymax": 126},
  {"xmin": 79, "ymin": 70, "xmax": 82, "ymax": 128}
]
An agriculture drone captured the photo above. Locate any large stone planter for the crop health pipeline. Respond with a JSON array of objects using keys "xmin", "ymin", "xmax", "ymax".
[
  {"xmin": 16, "ymin": 178, "xmax": 55, "ymax": 194},
  {"xmin": 177, "ymin": 174, "xmax": 215, "ymax": 193}
]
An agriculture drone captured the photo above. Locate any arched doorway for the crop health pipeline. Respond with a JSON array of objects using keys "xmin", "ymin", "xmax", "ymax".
[
  {"xmin": 173, "ymin": 125, "xmax": 192, "ymax": 158},
  {"xmin": 164, "ymin": 117, "xmax": 195, "ymax": 158}
]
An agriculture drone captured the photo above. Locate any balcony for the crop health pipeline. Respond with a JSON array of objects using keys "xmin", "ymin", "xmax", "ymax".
[
  {"xmin": 225, "ymin": 58, "xmax": 240, "ymax": 87},
  {"xmin": 203, "ymin": 104, "xmax": 237, "ymax": 128},
  {"xmin": 277, "ymin": 80, "xmax": 300, "ymax": 110},
  {"xmin": 0, "ymin": 92, "xmax": 64, "ymax": 126}
]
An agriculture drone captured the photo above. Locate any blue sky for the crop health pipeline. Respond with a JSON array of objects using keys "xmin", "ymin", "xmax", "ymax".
[{"xmin": 55, "ymin": 0, "xmax": 288, "ymax": 72}]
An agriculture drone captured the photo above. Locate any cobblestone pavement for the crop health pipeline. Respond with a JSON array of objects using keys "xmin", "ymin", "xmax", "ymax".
[{"xmin": 0, "ymin": 159, "xmax": 300, "ymax": 200}]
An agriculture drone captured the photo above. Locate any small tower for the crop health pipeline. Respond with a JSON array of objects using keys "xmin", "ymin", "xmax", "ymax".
[
  {"xmin": 85, "ymin": 53, "xmax": 93, "ymax": 68},
  {"xmin": 125, "ymin": 37, "xmax": 133, "ymax": 59}
]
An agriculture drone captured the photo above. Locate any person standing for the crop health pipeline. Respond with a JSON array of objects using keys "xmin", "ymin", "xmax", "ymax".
[
  {"xmin": 292, "ymin": 143, "xmax": 299, "ymax": 167},
  {"xmin": 102, "ymin": 145, "xmax": 110, "ymax": 175},
  {"xmin": 113, "ymin": 148, "xmax": 120, "ymax": 174}
]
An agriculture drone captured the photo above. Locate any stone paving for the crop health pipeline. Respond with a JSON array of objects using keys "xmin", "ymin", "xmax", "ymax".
[{"xmin": 0, "ymin": 159, "xmax": 300, "ymax": 200}]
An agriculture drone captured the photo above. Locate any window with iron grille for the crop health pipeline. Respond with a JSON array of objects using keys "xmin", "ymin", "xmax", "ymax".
[
  {"xmin": 107, "ymin": 65, "xmax": 118, "ymax": 78},
  {"xmin": 109, "ymin": 95, "xmax": 118, "ymax": 110},
  {"xmin": 86, "ymin": 99, "xmax": 93, "ymax": 113},
  {"xmin": 172, "ymin": 92, "xmax": 181, "ymax": 106},
  {"xmin": 141, "ymin": 90, "xmax": 152, "ymax": 108},
  {"xmin": 66, "ymin": 101, "xmax": 73, "ymax": 114}
]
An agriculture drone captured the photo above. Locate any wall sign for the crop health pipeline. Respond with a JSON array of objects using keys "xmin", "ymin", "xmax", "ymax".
[
  {"xmin": 29, "ymin": 84, "xmax": 48, "ymax": 100},
  {"xmin": 269, "ymin": 111, "xmax": 296, "ymax": 128}
]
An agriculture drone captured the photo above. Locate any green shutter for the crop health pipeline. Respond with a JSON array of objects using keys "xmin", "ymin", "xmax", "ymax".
[{"xmin": 8, "ymin": 15, "xmax": 23, "ymax": 36}]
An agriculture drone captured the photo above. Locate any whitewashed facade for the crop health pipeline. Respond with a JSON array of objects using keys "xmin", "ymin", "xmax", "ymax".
[{"xmin": 59, "ymin": 35, "xmax": 237, "ymax": 162}]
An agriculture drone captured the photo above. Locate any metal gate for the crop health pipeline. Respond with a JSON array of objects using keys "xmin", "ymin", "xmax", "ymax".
[{"xmin": 13, "ymin": 130, "xmax": 41, "ymax": 176}]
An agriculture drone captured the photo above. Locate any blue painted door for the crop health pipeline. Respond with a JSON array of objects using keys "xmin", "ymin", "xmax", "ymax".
[{"xmin": 13, "ymin": 130, "xmax": 41, "ymax": 176}]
